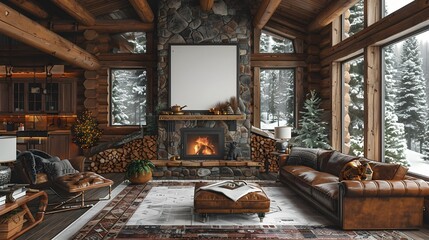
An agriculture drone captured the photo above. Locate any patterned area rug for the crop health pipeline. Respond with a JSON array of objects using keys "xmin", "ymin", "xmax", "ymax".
[{"xmin": 71, "ymin": 181, "xmax": 417, "ymax": 239}]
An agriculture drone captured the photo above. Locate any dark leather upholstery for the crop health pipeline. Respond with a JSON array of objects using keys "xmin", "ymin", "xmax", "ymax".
[
  {"xmin": 194, "ymin": 182, "xmax": 270, "ymax": 214},
  {"xmin": 279, "ymin": 147, "xmax": 429, "ymax": 230},
  {"xmin": 54, "ymin": 172, "xmax": 113, "ymax": 193}
]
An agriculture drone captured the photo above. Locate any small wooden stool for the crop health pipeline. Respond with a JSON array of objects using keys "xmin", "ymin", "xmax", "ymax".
[{"xmin": 194, "ymin": 182, "xmax": 270, "ymax": 222}]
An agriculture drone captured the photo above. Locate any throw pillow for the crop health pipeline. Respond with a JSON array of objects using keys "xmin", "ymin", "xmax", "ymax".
[
  {"xmin": 339, "ymin": 159, "xmax": 367, "ymax": 181},
  {"xmin": 324, "ymin": 151, "xmax": 359, "ymax": 176},
  {"xmin": 287, "ymin": 147, "xmax": 319, "ymax": 169},
  {"xmin": 359, "ymin": 158, "xmax": 408, "ymax": 180},
  {"xmin": 44, "ymin": 160, "xmax": 78, "ymax": 179}
]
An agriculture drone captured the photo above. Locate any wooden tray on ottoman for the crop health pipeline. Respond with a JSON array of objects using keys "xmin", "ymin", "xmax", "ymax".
[{"xmin": 194, "ymin": 182, "xmax": 270, "ymax": 222}]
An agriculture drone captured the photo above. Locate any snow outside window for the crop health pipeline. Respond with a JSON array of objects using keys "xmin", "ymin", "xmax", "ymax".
[
  {"xmin": 382, "ymin": 29, "xmax": 429, "ymax": 176},
  {"xmin": 342, "ymin": 0, "xmax": 364, "ymax": 40},
  {"xmin": 260, "ymin": 69, "xmax": 294, "ymax": 130},
  {"xmin": 383, "ymin": 0, "xmax": 414, "ymax": 17},
  {"xmin": 342, "ymin": 56, "xmax": 364, "ymax": 157},
  {"xmin": 110, "ymin": 69, "xmax": 147, "ymax": 126},
  {"xmin": 259, "ymin": 31, "xmax": 294, "ymax": 53}
]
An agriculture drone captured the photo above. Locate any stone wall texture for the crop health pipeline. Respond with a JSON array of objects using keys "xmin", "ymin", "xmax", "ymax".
[{"xmin": 157, "ymin": 0, "xmax": 252, "ymax": 160}]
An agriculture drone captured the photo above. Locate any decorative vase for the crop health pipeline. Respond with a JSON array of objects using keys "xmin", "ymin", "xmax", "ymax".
[{"xmin": 128, "ymin": 171, "xmax": 152, "ymax": 184}]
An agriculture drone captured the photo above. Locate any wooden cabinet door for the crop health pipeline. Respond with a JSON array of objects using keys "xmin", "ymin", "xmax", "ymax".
[
  {"xmin": 0, "ymin": 82, "xmax": 11, "ymax": 113},
  {"xmin": 48, "ymin": 134, "xmax": 70, "ymax": 159},
  {"xmin": 59, "ymin": 82, "xmax": 75, "ymax": 113}
]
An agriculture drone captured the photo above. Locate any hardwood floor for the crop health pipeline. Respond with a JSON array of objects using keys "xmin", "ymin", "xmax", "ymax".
[
  {"xmin": 18, "ymin": 173, "xmax": 124, "ymax": 240},
  {"xmin": 17, "ymin": 172, "xmax": 429, "ymax": 240}
]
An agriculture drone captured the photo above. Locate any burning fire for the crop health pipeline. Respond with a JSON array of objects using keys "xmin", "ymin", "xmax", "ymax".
[{"xmin": 193, "ymin": 137, "xmax": 216, "ymax": 155}]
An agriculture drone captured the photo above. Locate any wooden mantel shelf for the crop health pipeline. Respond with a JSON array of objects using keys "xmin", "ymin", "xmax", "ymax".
[{"xmin": 158, "ymin": 114, "xmax": 246, "ymax": 121}]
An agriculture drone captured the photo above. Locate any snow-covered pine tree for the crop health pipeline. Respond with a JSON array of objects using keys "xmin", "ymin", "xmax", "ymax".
[
  {"xmin": 396, "ymin": 36, "xmax": 428, "ymax": 150},
  {"xmin": 292, "ymin": 90, "xmax": 331, "ymax": 149},
  {"xmin": 348, "ymin": 57, "xmax": 364, "ymax": 157},
  {"xmin": 422, "ymin": 122, "xmax": 429, "ymax": 161},
  {"xmin": 384, "ymin": 45, "xmax": 409, "ymax": 166}
]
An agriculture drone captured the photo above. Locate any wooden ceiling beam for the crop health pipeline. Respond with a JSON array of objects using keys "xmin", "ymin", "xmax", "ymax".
[
  {"xmin": 200, "ymin": 0, "xmax": 214, "ymax": 12},
  {"xmin": 0, "ymin": 2, "xmax": 100, "ymax": 70},
  {"xmin": 308, "ymin": 0, "xmax": 360, "ymax": 32},
  {"xmin": 8, "ymin": 0, "xmax": 49, "ymax": 19},
  {"xmin": 48, "ymin": 20, "xmax": 154, "ymax": 33},
  {"xmin": 129, "ymin": 0, "xmax": 154, "ymax": 23},
  {"xmin": 51, "ymin": 0, "xmax": 96, "ymax": 26},
  {"xmin": 253, "ymin": 0, "xmax": 282, "ymax": 29}
]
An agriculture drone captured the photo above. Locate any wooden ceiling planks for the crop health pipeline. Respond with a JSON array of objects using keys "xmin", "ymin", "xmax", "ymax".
[{"xmin": 78, "ymin": 0, "xmax": 131, "ymax": 18}]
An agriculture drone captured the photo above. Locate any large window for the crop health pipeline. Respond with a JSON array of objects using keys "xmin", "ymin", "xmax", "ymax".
[
  {"xmin": 110, "ymin": 69, "xmax": 147, "ymax": 126},
  {"xmin": 260, "ymin": 31, "xmax": 294, "ymax": 53},
  {"xmin": 382, "ymin": 29, "xmax": 429, "ymax": 175},
  {"xmin": 342, "ymin": 0, "xmax": 364, "ymax": 40},
  {"xmin": 260, "ymin": 69, "xmax": 295, "ymax": 130},
  {"xmin": 342, "ymin": 56, "xmax": 364, "ymax": 156}
]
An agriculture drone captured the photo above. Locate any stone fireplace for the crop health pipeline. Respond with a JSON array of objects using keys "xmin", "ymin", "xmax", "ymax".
[
  {"xmin": 181, "ymin": 128, "xmax": 225, "ymax": 160},
  {"xmin": 156, "ymin": 0, "xmax": 252, "ymax": 162}
]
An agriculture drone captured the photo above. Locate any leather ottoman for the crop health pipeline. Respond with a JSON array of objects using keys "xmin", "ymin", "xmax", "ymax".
[
  {"xmin": 50, "ymin": 172, "xmax": 113, "ymax": 213},
  {"xmin": 194, "ymin": 182, "xmax": 270, "ymax": 222}
]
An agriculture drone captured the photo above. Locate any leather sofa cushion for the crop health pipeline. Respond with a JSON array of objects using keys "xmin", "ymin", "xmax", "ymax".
[
  {"xmin": 322, "ymin": 151, "xmax": 359, "ymax": 177},
  {"xmin": 297, "ymin": 171, "xmax": 339, "ymax": 186},
  {"xmin": 312, "ymin": 182, "xmax": 339, "ymax": 212},
  {"xmin": 360, "ymin": 158, "xmax": 408, "ymax": 180},
  {"xmin": 55, "ymin": 172, "xmax": 113, "ymax": 193}
]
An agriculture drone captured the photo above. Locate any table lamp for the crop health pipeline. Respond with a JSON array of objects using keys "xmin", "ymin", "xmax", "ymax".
[
  {"xmin": 274, "ymin": 126, "xmax": 292, "ymax": 153},
  {"xmin": 0, "ymin": 136, "xmax": 17, "ymax": 186}
]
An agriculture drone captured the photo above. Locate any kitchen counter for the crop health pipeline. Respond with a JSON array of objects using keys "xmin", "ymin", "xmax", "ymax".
[{"xmin": 0, "ymin": 130, "xmax": 71, "ymax": 135}]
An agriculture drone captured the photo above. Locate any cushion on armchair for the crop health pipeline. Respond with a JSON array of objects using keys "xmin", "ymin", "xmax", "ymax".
[{"xmin": 44, "ymin": 159, "xmax": 78, "ymax": 179}]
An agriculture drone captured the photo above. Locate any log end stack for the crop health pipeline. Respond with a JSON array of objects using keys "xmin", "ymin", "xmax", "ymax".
[
  {"xmin": 250, "ymin": 132, "xmax": 278, "ymax": 172},
  {"xmin": 89, "ymin": 135, "xmax": 157, "ymax": 173}
]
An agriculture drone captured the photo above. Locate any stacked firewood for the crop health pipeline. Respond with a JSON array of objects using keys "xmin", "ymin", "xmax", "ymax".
[
  {"xmin": 89, "ymin": 135, "xmax": 157, "ymax": 173},
  {"xmin": 250, "ymin": 133, "xmax": 278, "ymax": 172}
]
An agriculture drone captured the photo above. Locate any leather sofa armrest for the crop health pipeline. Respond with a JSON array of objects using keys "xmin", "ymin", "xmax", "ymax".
[
  {"xmin": 67, "ymin": 156, "xmax": 86, "ymax": 172},
  {"xmin": 340, "ymin": 179, "xmax": 429, "ymax": 197}
]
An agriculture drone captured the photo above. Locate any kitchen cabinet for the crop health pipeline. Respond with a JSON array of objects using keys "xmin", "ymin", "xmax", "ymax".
[
  {"xmin": 47, "ymin": 133, "xmax": 70, "ymax": 159},
  {"xmin": 11, "ymin": 80, "xmax": 76, "ymax": 114},
  {"xmin": 0, "ymin": 81, "xmax": 11, "ymax": 113}
]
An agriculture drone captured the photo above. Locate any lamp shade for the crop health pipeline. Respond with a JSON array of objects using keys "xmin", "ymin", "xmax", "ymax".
[
  {"xmin": 0, "ymin": 136, "xmax": 16, "ymax": 163},
  {"xmin": 274, "ymin": 126, "xmax": 292, "ymax": 140}
]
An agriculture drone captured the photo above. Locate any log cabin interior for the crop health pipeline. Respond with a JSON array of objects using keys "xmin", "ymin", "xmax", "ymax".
[{"xmin": 1, "ymin": 0, "xmax": 429, "ymax": 239}]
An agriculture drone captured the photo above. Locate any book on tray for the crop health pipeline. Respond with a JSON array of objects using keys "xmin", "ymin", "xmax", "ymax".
[{"xmin": 0, "ymin": 184, "xmax": 28, "ymax": 203}]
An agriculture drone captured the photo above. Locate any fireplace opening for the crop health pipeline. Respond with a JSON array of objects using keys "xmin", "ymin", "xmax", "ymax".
[{"xmin": 181, "ymin": 128, "xmax": 225, "ymax": 160}]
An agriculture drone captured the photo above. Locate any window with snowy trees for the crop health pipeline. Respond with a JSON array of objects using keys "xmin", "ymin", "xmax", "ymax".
[
  {"xmin": 260, "ymin": 31, "xmax": 294, "ymax": 53},
  {"xmin": 342, "ymin": 56, "xmax": 364, "ymax": 157},
  {"xmin": 260, "ymin": 69, "xmax": 295, "ymax": 130},
  {"xmin": 111, "ymin": 32, "xmax": 146, "ymax": 54},
  {"xmin": 382, "ymin": 29, "xmax": 429, "ymax": 175},
  {"xmin": 110, "ymin": 69, "xmax": 147, "ymax": 126},
  {"xmin": 342, "ymin": 0, "xmax": 364, "ymax": 40},
  {"xmin": 383, "ymin": 0, "xmax": 414, "ymax": 17}
]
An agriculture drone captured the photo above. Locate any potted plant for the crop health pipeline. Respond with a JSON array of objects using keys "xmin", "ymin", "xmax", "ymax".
[{"xmin": 125, "ymin": 159, "xmax": 155, "ymax": 184}]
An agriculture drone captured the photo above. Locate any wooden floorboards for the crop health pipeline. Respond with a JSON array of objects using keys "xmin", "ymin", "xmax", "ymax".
[
  {"xmin": 18, "ymin": 173, "xmax": 124, "ymax": 240},
  {"xmin": 17, "ymin": 172, "xmax": 429, "ymax": 240}
]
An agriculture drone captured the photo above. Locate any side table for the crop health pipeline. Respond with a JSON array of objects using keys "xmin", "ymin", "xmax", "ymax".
[{"xmin": 0, "ymin": 191, "xmax": 48, "ymax": 240}]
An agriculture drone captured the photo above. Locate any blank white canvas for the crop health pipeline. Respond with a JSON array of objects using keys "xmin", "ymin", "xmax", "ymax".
[{"xmin": 170, "ymin": 45, "xmax": 238, "ymax": 110}]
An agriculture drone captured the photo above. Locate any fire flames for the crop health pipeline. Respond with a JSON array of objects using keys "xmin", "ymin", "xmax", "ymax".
[{"xmin": 193, "ymin": 137, "xmax": 216, "ymax": 155}]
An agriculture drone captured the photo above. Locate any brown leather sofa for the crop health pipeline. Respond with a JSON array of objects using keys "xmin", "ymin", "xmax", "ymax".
[{"xmin": 279, "ymin": 147, "xmax": 429, "ymax": 230}]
